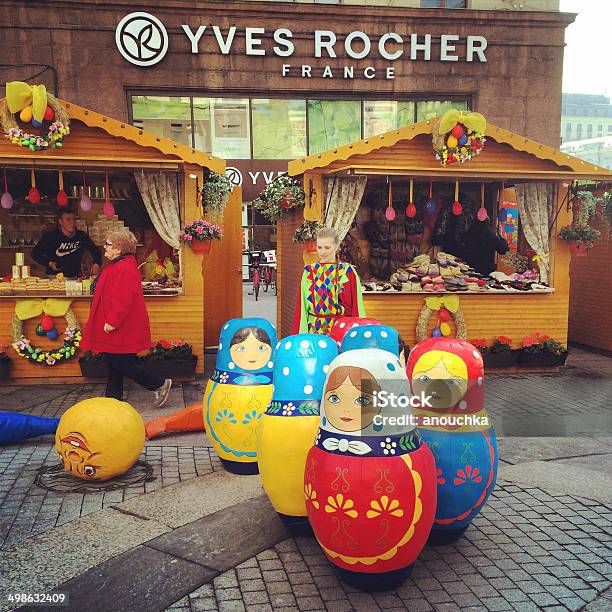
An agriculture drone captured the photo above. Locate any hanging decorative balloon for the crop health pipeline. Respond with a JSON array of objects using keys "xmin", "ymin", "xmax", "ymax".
[
  {"xmin": 477, "ymin": 182, "xmax": 488, "ymax": 221},
  {"xmin": 80, "ymin": 172, "xmax": 92, "ymax": 212},
  {"xmin": 452, "ymin": 180, "xmax": 462, "ymax": 216},
  {"xmin": 56, "ymin": 170, "xmax": 68, "ymax": 207},
  {"xmin": 425, "ymin": 181, "xmax": 437, "ymax": 214},
  {"xmin": 1, "ymin": 169, "xmax": 13, "ymax": 210},
  {"xmin": 406, "ymin": 179, "xmax": 416, "ymax": 218},
  {"xmin": 385, "ymin": 177, "xmax": 395, "ymax": 221},
  {"xmin": 103, "ymin": 173, "xmax": 115, "ymax": 218},
  {"xmin": 28, "ymin": 169, "xmax": 40, "ymax": 204}
]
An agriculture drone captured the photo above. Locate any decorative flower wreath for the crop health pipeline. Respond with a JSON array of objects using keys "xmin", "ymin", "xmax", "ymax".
[
  {"xmin": 1, "ymin": 89, "xmax": 70, "ymax": 152},
  {"xmin": 432, "ymin": 109, "xmax": 486, "ymax": 167},
  {"xmin": 416, "ymin": 297, "xmax": 468, "ymax": 342},
  {"xmin": 12, "ymin": 309, "xmax": 81, "ymax": 366},
  {"xmin": 253, "ymin": 175, "xmax": 305, "ymax": 223}
]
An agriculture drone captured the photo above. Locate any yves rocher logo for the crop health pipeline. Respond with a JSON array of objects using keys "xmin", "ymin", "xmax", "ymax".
[{"xmin": 115, "ymin": 12, "xmax": 169, "ymax": 67}]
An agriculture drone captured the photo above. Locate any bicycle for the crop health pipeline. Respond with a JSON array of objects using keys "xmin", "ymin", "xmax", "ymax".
[
  {"xmin": 262, "ymin": 263, "xmax": 276, "ymax": 295},
  {"xmin": 248, "ymin": 251, "xmax": 264, "ymax": 301}
]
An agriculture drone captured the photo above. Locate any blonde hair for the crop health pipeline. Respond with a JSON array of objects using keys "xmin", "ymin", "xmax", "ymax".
[
  {"xmin": 107, "ymin": 229, "xmax": 138, "ymax": 255},
  {"xmin": 317, "ymin": 227, "xmax": 340, "ymax": 245},
  {"xmin": 412, "ymin": 350, "xmax": 468, "ymax": 380}
]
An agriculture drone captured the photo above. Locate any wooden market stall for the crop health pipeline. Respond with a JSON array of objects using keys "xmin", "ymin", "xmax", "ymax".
[
  {"xmin": 0, "ymin": 99, "xmax": 233, "ymax": 382},
  {"xmin": 278, "ymin": 119, "xmax": 612, "ymax": 351}
]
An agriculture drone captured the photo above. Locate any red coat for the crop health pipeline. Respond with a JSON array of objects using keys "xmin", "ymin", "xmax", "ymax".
[{"xmin": 81, "ymin": 255, "xmax": 152, "ymax": 354}]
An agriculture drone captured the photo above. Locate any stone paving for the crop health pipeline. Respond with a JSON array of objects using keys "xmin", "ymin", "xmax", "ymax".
[
  {"xmin": 167, "ymin": 480, "xmax": 612, "ymax": 612},
  {"xmin": 0, "ymin": 346, "xmax": 611, "ymax": 611}
]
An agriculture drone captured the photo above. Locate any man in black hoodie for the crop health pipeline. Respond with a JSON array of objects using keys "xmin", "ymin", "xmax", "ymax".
[{"xmin": 32, "ymin": 209, "xmax": 102, "ymax": 278}]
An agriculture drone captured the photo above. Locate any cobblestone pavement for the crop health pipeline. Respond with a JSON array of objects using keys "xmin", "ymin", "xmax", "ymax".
[{"xmin": 168, "ymin": 481, "xmax": 612, "ymax": 612}]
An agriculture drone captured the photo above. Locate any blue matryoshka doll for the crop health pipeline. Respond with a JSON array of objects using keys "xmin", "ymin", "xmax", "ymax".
[
  {"xmin": 204, "ymin": 318, "xmax": 277, "ymax": 475},
  {"xmin": 340, "ymin": 324, "xmax": 408, "ymax": 369},
  {"xmin": 258, "ymin": 334, "xmax": 338, "ymax": 533},
  {"xmin": 407, "ymin": 338, "xmax": 498, "ymax": 544}
]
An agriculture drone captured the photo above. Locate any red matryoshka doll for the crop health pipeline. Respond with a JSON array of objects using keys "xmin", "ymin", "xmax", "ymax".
[
  {"xmin": 407, "ymin": 338, "xmax": 498, "ymax": 544},
  {"xmin": 328, "ymin": 317, "xmax": 381, "ymax": 346},
  {"xmin": 304, "ymin": 348, "xmax": 437, "ymax": 591}
]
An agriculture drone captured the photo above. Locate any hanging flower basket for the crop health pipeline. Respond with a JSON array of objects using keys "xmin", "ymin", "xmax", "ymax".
[
  {"xmin": 202, "ymin": 172, "xmax": 232, "ymax": 216},
  {"xmin": 570, "ymin": 241, "xmax": 588, "ymax": 256},
  {"xmin": 304, "ymin": 240, "xmax": 318, "ymax": 253},
  {"xmin": 191, "ymin": 240, "xmax": 212, "ymax": 255},
  {"xmin": 180, "ymin": 220, "xmax": 223, "ymax": 255},
  {"xmin": 253, "ymin": 176, "xmax": 305, "ymax": 223},
  {"xmin": 559, "ymin": 225, "xmax": 600, "ymax": 253}
]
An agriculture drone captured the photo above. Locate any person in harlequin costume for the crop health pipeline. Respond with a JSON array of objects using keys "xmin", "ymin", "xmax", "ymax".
[
  {"xmin": 292, "ymin": 228, "xmax": 366, "ymax": 335},
  {"xmin": 328, "ymin": 316, "xmax": 381, "ymax": 345},
  {"xmin": 258, "ymin": 334, "xmax": 338, "ymax": 532},
  {"xmin": 407, "ymin": 338, "xmax": 498, "ymax": 544},
  {"xmin": 304, "ymin": 348, "xmax": 437, "ymax": 591},
  {"xmin": 204, "ymin": 318, "xmax": 277, "ymax": 475}
]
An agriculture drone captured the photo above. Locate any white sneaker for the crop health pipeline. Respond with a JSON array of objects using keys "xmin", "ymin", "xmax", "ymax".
[{"xmin": 153, "ymin": 378, "xmax": 172, "ymax": 409}]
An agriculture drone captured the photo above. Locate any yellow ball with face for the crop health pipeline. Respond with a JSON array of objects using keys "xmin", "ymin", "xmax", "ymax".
[{"xmin": 55, "ymin": 398, "xmax": 145, "ymax": 481}]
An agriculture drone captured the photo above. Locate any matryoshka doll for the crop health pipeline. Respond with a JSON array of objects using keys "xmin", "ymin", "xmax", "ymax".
[
  {"xmin": 340, "ymin": 324, "xmax": 409, "ymax": 369},
  {"xmin": 258, "ymin": 334, "xmax": 338, "ymax": 532},
  {"xmin": 204, "ymin": 318, "xmax": 277, "ymax": 475},
  {"xmin": 304, "ymin": 348, "xmax": 437, "ymax": 591},
  {"xmin": 328, "ymin": 316, "xmax": 381, "ymax": 346},
  {"xmin": 407, "ymin": 338, "xmax": 498, "ymax": 544}
]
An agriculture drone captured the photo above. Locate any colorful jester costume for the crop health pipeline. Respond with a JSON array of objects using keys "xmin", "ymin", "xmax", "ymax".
[{"xmin": 292, "ymin": 262, "xmax": 365, "ymax": 335}]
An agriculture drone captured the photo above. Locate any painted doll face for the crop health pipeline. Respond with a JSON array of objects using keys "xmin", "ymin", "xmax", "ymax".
[
  {"xmin": 324, "ymin": 373, "xmax": 380, "ymax": 433},
  {"xmin": 317, "ymin": 236, "xmax": 339, "ymax": 263},
  {"xmin": 230, "ymin": 332, "xmax": 272, "ymax": 370},
  {"xmin": 411, "ymin": 353, "xmax": 468, "ymax": 410}
]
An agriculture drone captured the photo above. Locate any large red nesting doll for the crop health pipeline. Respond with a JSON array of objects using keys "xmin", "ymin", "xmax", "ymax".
[
  {"xmin": 304, "ymin": 348, "xmax": 437, "ymax": 591},
  {"xmin": 407, "ymin": 338, "xmax": 498, "ymax": 544}
]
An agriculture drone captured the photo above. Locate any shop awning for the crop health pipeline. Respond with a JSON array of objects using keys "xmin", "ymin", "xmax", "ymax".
[
  {"xmin": 288, "ymin": 120, "xmax": 612, "ymax": 182},
  {"xmin": 0, "ymin": 99, "xmax": 225, "ymax": 174}
]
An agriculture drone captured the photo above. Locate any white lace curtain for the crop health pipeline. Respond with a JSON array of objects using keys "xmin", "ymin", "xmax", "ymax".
[
  {"xmin": 514, "ymin": 182, "xmax": 556, "ymax": 284},
  {"xmin": 323, "ymin": 176, "xmax": 367, "ymax": 242},
  {"xmin": 134, "ymin": 171, "xmax": 182, "ymax": 249}
]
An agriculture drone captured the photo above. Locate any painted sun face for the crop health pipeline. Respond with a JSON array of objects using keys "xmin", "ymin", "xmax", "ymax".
[
  {"xmin": 230, "ymin": 332, "xmax": 272, "ymax": 370},
  {"xmin": 57, "ymin": 431, "xmax": 102, "ymax": 479},
  {"xmin": 411, "ymin": 359, "xmax": 468, "ymax": 410},
  {"xmin": 324, "ymin": 376, "xmax": 379, "ymax": 433}
]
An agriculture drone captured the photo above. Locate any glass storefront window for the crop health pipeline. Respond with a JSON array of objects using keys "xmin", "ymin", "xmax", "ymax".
[
  {"xmin": 194, "ymin": 97, "xmax": 251, "ymax": 159},
  {"xmin": 363, "ymin": 101, "xmax": 415, "ymax": 138},
  {"xmin": 308, "ymin": 100, "xmax": 361, "ymax": 155},
  {"xmin": 252, "ymin": 99, "xmax": 307, "ymax": 159},
  {"xmin": 416, "ymin": 100, "xmax": 469, "ymax": 122},
  {"xmin": 131, "ymin": 96, "xmax": 192, "ymax": 147}
]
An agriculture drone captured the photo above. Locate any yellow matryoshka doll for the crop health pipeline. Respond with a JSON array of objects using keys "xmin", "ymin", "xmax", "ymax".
[
  {"xmin": 204, "ymin": 318, "xmax": 277, "ymax": 475},
  {"xmin": 407, "ymin": 338, "xmax": 498, "ymax": 544},
  {"xmin": 304, "ymin": 348, "xmax": 437, "ymax": 591},
  {"xmin": 258, "ymin": 333, "xmax": 338, "ymax": 533}
]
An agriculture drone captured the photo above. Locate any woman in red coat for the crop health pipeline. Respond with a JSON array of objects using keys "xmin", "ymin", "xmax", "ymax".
[{"xmin": 81, "ymin": 229, "xmax": 172, "ymax": 407}]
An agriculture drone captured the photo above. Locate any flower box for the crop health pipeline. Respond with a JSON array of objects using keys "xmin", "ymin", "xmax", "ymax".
[
  {"xmin": 190, "ymin": 240, "xmax": 212, "ymax": 255},
  {"xmin": 79, "ymin": 357, "xmax": 109, "ymax": 378},
  {"xmin": 142, "ymin": 355, "xmax": 198, "ymax": 379},
  {"xmin": 0, "ymin": 356, "xmax": 12, "ymax": 381},
  {"xmin": 482, "ymin": 351, "xmax": 519, "ymax": 369},
  {"xmin": 519, "ymin": 352, "xmax": 568, "ymax": 368}
]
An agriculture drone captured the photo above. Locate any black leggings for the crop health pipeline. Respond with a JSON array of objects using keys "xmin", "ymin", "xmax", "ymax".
[{"xmin": 104, "ymin": 353, "xmax": 164, "ymax": 401}]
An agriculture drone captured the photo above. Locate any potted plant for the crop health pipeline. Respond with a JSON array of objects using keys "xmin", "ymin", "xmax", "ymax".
[
  {"xmin": 559, "ymin": 225, "xmax": 600, "ymax": 255},
  {"xmin": 78, "ymin": 350, "xmax": 109, "ymax": 378},
  {"xmin": 294, "ymin": 220, "xmax": 323, "ymax": 253},
  {"xmin": 253, "ymin": 176, "xmax": 305, "ymax": 223},
  {"xmin": 202, "ymin": 171, "xmax": 232, "ymax": 216},
  {"xmin": 141, "ymin": 340, "xmax": 198, "ymax": 378},
  {"xmin": 520, "ymin": 332, "xmax": 568, "ymax": 367},
  {"xmin": 0, "ymin": 345, "xmax": 12, "ymax": 380},
  {"xmin": 485, "ymin": 336, "xmax": 518, "ymax": 368},
  {"xmin": 180, "ymin": 220, "xmax": 223, "ymax": 255}
]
